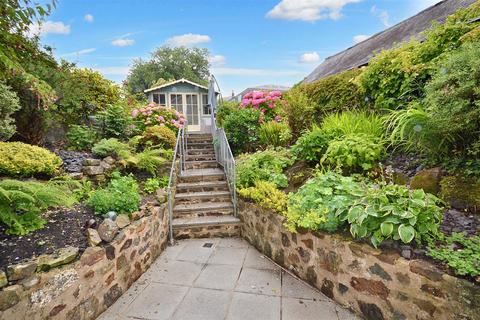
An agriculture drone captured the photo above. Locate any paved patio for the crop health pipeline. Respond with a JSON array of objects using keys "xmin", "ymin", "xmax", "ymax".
[{"xmin": 98, "ymin": 238, "xmax": 358, "ymax": 320}]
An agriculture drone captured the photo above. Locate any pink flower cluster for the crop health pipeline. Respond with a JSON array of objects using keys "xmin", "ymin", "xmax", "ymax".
[
  {"xmin": 241, "ymin": 90, "xmax": 282, "ymax": 110},
  {"xmin": 131, "ymin": 102, "xmax": 186, "ymax": 130}
]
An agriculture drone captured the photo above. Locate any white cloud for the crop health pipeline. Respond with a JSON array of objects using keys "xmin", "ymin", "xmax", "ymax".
[
  {"xmin": 412, "ymin": 0, "xmax": 442, "ymax": 12},
  {"xmin": 111, "ymin": 38, "xmax": 135, "ymax": 47},
  {"xmin": 208, "ymin": 55, "xmax": 227, "ymax": 66},
  {"xmin": 95, "ymin": 67, "xmax": 130, "ymax": 76},
  {"xmin": 84, "ymin": 14, "xmax": 94, "ymax": 23},
  {"xmin": 266, "ymin": 0, "xmax": 362, "ymax": 22},
  {"xmin": 371, "ymin": 6, "xmax": 390, "ymax": 27},
  {"xmin": 165, "ymin": 33, "xmax": 211, "ymax": 47},
  {"xmin": 27, "ymin": 21, "xmax": 70, "ymax": 37},
  {"xmin": 211, "ymin": 67, "xmax": 304, "ymax": 77},
  {"xmin": 61, "ymin": 48, "xmax": 96, "ymax": 57},
  {"xmin": 299, "ymin": 52, "xmax": 320, "ymax": 63},
  {"xmin": 353, "ymin": 34, "xmax": 370, "ymax": 43}
]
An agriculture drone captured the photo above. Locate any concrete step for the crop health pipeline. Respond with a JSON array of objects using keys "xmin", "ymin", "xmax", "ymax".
[
  {"xmin": 172, "ymin": 215, "xmax": 241, "ymax": 239},
  {"xmin": 187, "ymin": 149, "xmax": 215, "ymax": 156},
  {"xmin": 187, "ymin": 143, "xmax": 214, "ymax": 150},
  {"xmin": 177, "ymin": 181, "xmax": 229, "ymax": 193},
  {"xmin": 175, "ymin": 191, "xmax": 231, "ymax": 204},
  {"xmin": 185, "ymin": 160, "xmax": 218, "ymax": 170},
  {"xmin": 178, "ymin": 169, "xmax": 225, "ymax": 183},
  {"xmin": 186, "ymin": 154, "xmax": 216, "ymax": 161}
]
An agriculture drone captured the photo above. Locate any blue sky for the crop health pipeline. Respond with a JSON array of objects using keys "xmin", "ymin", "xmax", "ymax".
[{"xmin": 33, "ymin": 0, "xmax": 441, "ymax": 96}]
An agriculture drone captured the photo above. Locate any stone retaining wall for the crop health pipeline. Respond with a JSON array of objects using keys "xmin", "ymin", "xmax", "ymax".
[
  {"xmin": 238, "ymin": 199, "xmax": 480, "ymax": 320},
  {"xmin": 0, "ymin": 203, "xmax": 169, "ymax": 320}
]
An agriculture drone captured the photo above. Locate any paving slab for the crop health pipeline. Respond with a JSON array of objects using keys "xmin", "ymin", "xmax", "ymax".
[{"xmin": 99, "ymin": 237, "xmax": 357, "ymax": 320}]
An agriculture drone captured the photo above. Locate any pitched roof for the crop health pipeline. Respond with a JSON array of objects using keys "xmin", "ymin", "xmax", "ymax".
[
  {"xmin": 144, "ymin": 78, "xmax": 209, "ymax": 93},
  {"xmin": 229, "ymin": 84, "xmax": 291, "ymax": 101},
  {"xmin": 303, "ymin": 0, "xmax": 477, "ymax": 84}
]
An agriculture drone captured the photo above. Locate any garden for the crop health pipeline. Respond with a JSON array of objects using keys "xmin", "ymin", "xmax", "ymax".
[{"xmin": 219, "ymin": 2, "xmax": 480, "ymax": 285}]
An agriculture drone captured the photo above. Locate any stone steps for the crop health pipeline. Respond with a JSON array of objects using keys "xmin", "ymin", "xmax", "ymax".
[
  {"xmin": 187, "ymin": 149, "xmax": 215, "ymax": 156},
  {"xmin": 185, "ymin": 160, "xmax": 218, "ymax": 170},
  {"xmin": 176, "ymin": 181, "xmax": 229, "ymax": 193},
  {"xmin": 187, "ymin": 143, "xmax": 214, "ymax": 149},
  {"xmin": 172, "ymin": 215, "xmax": 241, "ymax": 239},
  {"xmin": 178, "ymin": 168, "xmax": 225, "ymax": 183},
  {"xmin": 174, "ymin": 191, "xmax": 231, "ymax": 205},
  {"xmin": 173, "ymin": 201, "xmax": 234, "ymax": 216},
  {"xmin": 186, "ymin": 154, "xmax": 216, "ymax": 161}
]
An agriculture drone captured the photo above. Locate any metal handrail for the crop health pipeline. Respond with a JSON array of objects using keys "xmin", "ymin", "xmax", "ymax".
[{"xmin": 167, "ymin": 123, "xmax": 187, "ymax": 244}]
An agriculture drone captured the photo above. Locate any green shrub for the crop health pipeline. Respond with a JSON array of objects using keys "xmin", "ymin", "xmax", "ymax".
[
  {"xmin": 92, "ymin": 138, "xmax": 131, "ymax": 158},
  {"xmin": 120, "ymin": 148, "xmax": 170, "ymax": 176},
  {"xmin": 87, "ymin": 173, "xmax": 140, "ymax": 215},
  {"xmin": 223, "ymin": 108, "xmax": 261, "ymax": 153},
  {"xmin": 143, "ymin": 176, "xmax": 169, "ymax": 194},
  {"xmin": 96, "ymin": 104, "xmax": 132, "ymax": 139},
  {"xmin": 236, "ymin": 149, "xmax": 293, "ymax": 189},
  {"xmin": 258, "ymin": 121, "xmax": 291, "ymax": 148},
  {"xmin": 238, "ymin": 180, "xmax": 288, "ymax": 214},
  {"xmin": 287, "ymin": 171, "xmax": 444, "ymax": 247},
  {"xmin": 66, "ymin": 124, "xmax": 97, "ymax": 151},
  {"xmin": 427, "ymin": 233, "xmax": 480, "ymax": 277},
  {"xmin": 286, "ymin": 171, "xmax": 360, "ymax": 233},
  {"xmin": 0, "ymin": 142, "xmax": 62, "ymax": 177},
  {"xmin": 291, "ymin": 125, "xmax": 330, "ymax": 163},
  {"xmin": 320, "ymin": 111, "xmax": 384, "ymax": 139},
  {"xmin": 0, "ymin": 82, "xmax": 21, "ymax": 141},
  {"xmin": 281, "ymin": 88, "xmax": 315, "ymax": 139},
  {"xmin": 298, "ymin": 69, "xmax": 367, "ymax": 117},
  {"xmin": 0, "ymin": 179, "xmax": 79, "ymax": 235},
  {"xmin": 141, "ymin": 125, "xmax": 177, "ymax": 149},
  {"xmin": 216, "ymin": 101, "xmax": 238, "ymax": 126},
  {"xmin": 321, "ymin": 133, "xmax": 385, "ymax": 172}
]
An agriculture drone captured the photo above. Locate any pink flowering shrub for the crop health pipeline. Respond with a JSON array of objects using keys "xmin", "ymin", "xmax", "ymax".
[
  {"xmin": 131, "ymin": 103, "xmax": 186, "ymax": 132},
  {"xmin": 240, "ymin": 90, "xmax": 284, "ymax": 123}
]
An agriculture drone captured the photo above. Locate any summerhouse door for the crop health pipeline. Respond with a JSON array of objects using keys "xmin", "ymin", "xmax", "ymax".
[{"xmin": 185, "ymin": 94, "xmax": 200, "ymax": 131}]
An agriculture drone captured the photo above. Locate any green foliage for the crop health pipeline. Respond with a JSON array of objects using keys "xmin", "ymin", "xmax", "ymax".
[
  {"xmin": 0, "ymin": 82, "xmax": 21, "ymax": 141},
  {"xmin": 360, "ymin": 1, "xmax": 480, "ymax": 110},
  {"xmin": 0, "ymin": 142, "xmax": 62, "ymax": 177},
  {"xmin": 291, "ymin": 125, "xmax": 330, "ymax": 163},
  {"xmin": 236, "ymin": 149, "xmax": 294, "ymax": 189},
  {"xmin": 286, "ymin": 171, "xmax": 360, "ymax": 233},
  {"xmin": 223, "ymin": 108, "xmax": 261, "ymax": 153},
  {"xmin": 91, "ymin": 138, "xmax": 131, "ymax": 158},
  {"xmin": 66, "ymin": 125, "xmax": 97, "ymax": 151},
  {"xmin": 281, "ymin": 88, "xmax": 315, "ymax": 139},
  {"xmin": 141, "ymin": 125, "xmax": 177, "ymax": 149},
  {"xmin": 216, "ymin": 101, "xmax": 239, "ymax": 126},
  {"xmin": 320, "ymin": 111, "xmax": 384, "ymax": 139},
  {"xmin": 286, "ymin": 171, "xmax": 444, "ymax": 247},
  {"xmin": 0, "ymin": 179, "xmax": 78, "ymax": 235},
  {"xmin": 95, "ymin": 104, "xmax": 131, "ymax": 139},
  {"xmin": 143, "ymin": 176, "xmax": 169, "ymax": 194},
  {"xmin": 126, "ymin": 46, "xmax": 210, "ymax": 96},
  {"xmin": 258, "ymin": 121, "xmax": 292, "ymax": 148},
  {"xmin": 298, "ymin": 69, "xmax": 367, "ymax": 117},
  {"xmin": 321, "ymin": 133, "xmax": 385, "ymax": 172},
  {"xmin": 87, "ymin": 172, "xmax": 140, "ymax": 215},
  {"xmin": 427, "ymin": 233, "xmax": 480, "ymax": 277},
  {"xmin": 132, "ymin": 149, "xmax": 169, "ymax": 176},
  {"xmin": 238, "ymin": 181, "xmax": 288, "ymax": 214}
]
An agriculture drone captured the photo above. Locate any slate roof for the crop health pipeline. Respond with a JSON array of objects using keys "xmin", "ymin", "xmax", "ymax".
[{"xmin": 303, "ymin": 0, "xmax": 477, "ymax": 84}]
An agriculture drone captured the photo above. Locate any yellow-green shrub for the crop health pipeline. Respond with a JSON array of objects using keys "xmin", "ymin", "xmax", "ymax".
[
  {"xmin": 141, "ymin": 125, "xmax": 177, "ymax": 149},
  {"xmin": 238, "ymin": 180, "xmax": 288, "ymax": 214},
  {"xmin": 0, "ymin": 142, "xmax": 62, "ymax": 177}
]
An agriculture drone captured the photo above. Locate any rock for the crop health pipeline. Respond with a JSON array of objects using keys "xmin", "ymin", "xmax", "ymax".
[
  {"xmin": 68, "ymin": 172, "xmax": 84, "ymax": 180},
  {"xmin": 87, "ymin": 228, "xmax": 102, "ymax": 246},
  {"xmin": 103, "ymin": 156, "xmax": 116, "ymax": 165},
  {"xmin": 410, "ymin": 167, "xmax": 442, "ymax": 195},
  {"xmin": 401, "ymin": 249, "xmax": 412, "ymax": 260},
  {"xmin": 80, "ymin": 247, "xmax": 105, "ymax": 266},
  {"xmin": 100, "ymin": 161, "xmax": 113, "ymax": 172},
  {"xmin": 350, "ymin": 277, "xmax": 390, "ymax": 300},
  {"xmin": 20, "ymin": 275, "xmax": 40, "ymax": 289},
  {"xmin": 82, "ymin": 158, "xmax": 101, "ymax": 166},
  {"xmin": 6, "ymin": 261, "xmax": 38, "ymax": 281},
  {"xmin": 131, "ymin": 210, "xmax": 145, "ymax": 221},
  {"xmin": 0, "ymin": 286, "xmax": 20, "ymax": 311},
  {"xmin": 91, "ymin": 174, "xmax": 107, "ymax": 184},
  {"xmin": 358, "ymin": 301, "xmax": 385, "ymax": 320},
  {"xmin": 37, "ymin": 247, "xmax": 79, "ymax": 271},
  {"xmin": 115, "ymin": 215, "xmax": 130, "ymax": 229},
  {"xmin": 103, "ymin": 284, "xmax": 123, "ymax": 307},
  {"xmin": 440, "ymin": 176, "xmax": 480, "ymax": 213},
  {"xmin": 82, "ymin": 165, "xmax": 104, "ymax": 176},
  {"xmin": 0, "ymin": 271, "xmax": 7, "ymax": 288},
  {"xmin": 85, "ymin": 218, "xmax": 97, "ymax": 229},
  {"xmin": 105, "ymin": 211, "xmax": 117, "ymax": 220},
  {"xmin": 156, "ymin": 188, "xmax": 168, "ymax": 204},
  {"xmin": 98, "ymin": 219, "xmax": 119, "ymax": 242},
  {"xmin": 409, "ymin": 260, "xmax": 443, "ymax": 282}
]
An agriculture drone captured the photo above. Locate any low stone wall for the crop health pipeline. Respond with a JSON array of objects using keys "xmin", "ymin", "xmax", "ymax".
[
  {"xmin": 238, "ymin": 200, "xmax": 480, "ymax": 320},
  {"xmin": 0, "ymin": 203, "xmax": 169, "ymax": 320}
]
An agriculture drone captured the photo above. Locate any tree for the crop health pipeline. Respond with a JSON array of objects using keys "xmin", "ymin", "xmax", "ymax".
[
  {"xmin": 0, "ymin": 82, "xmax": 21, "ymax": 141},
  {"xmin": 126, "ymin": 46, "xmax": 210, "ymax": 96}
]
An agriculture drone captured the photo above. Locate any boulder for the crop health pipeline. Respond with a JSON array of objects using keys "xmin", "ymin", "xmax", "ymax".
[
  {"xmin": 103, "ymin": 156, "xmax": 116, "ymax": 165},
  {"xmin": 156, "ymin": 188, "xmax": 168, "ymax": 204},
  {"xmin": 410, "ymin": 167, "xmax": 442, "ymax": 195},
  {"xmin": 82, "ymin": 166, "xmax": 104, "ymax": 176},
  {"xmin": 82, "ymin": 158, "xmax": 101, "ymax": 166},
  {"xmin": 98, "ymin": 219, "xmax": 119, "ymax": 242},
  {"xmin": 68, "ymin": 172, "xmax": 84, "ymax": 180},
  {"xmin": 100, "ymin": 161, "xmax": 113, "ymax": 172},
  {"xmin": 440, "ymin": 176, "xmax": 480, "ymax": 213},
  {"xmin": 0, "ymin": 271, "xmax": 7, "ymax": 288},
  {"xmin": 87, "ymin": 228, "xmax": 102, "ymax": 246},
  {"xmin": 115, "ymin": 215, "xmax": 130, "ymax": 229},
  {"xmin": 6, "ymin": 261, "xmax": 37, "ymax": 281},
  {"xmin": 37, "ymin": 247, "xmax": 79, "ymax": 271}
]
